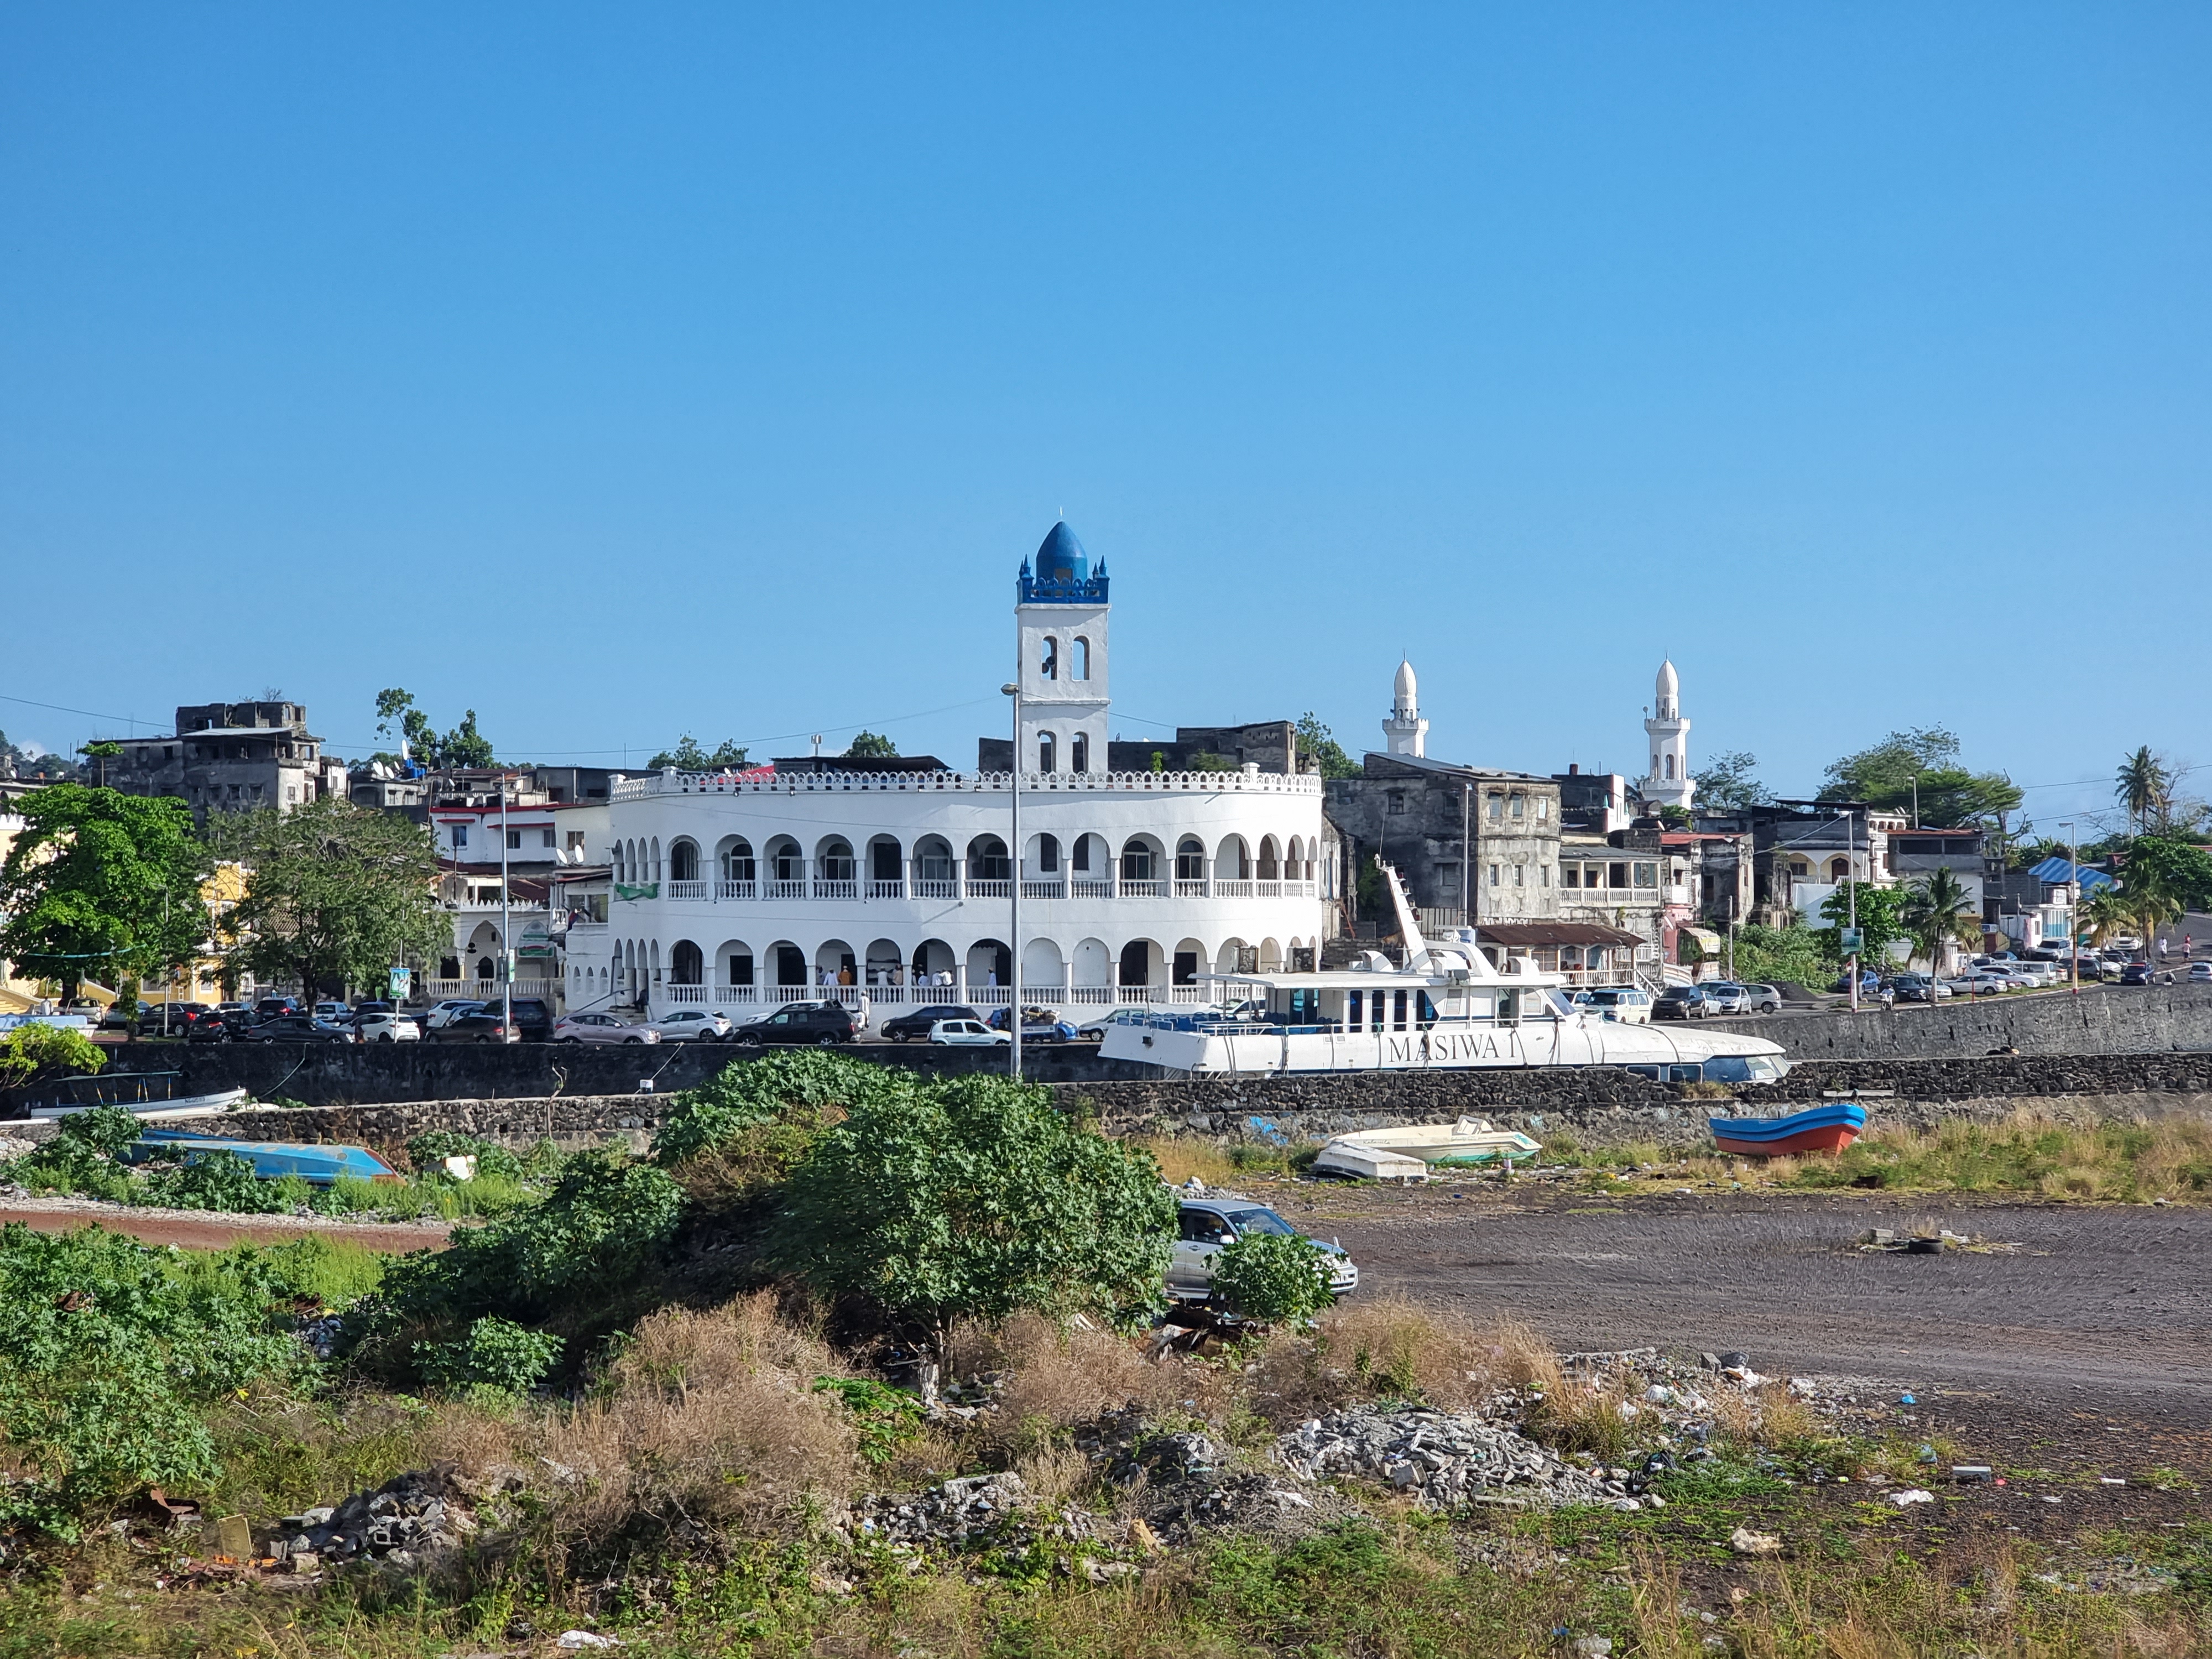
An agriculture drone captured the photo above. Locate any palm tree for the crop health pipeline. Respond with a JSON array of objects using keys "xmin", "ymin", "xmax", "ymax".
[
  {"xmin": 1901, "ymin": 868, "xmax": 1980, "ymax": 977},
  {"xmin": 2079, "ymin": 888, "xmax": 2135, "ymax": 950},
  {"xmin": 2116, "ymin": 746, "xmax": 2172, "ymax": 834}
]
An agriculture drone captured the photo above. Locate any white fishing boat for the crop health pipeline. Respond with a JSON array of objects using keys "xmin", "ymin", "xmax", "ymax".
[
  {"xmin": 1098, "ymin": 863, "xmax": 1790, "ymax": 1081},
  {"xmin": 1323, "ymin": 1117, "xmax": 1542, "ymax": 1165},
  {"xmin": 26, "ymin": 1088, "xmax": 250, "ymax": 1122}
]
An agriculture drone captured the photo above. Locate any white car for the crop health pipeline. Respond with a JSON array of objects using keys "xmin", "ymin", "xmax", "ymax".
[
  {"xmin": 1170, "ymin": 1194, "xmax": 1358, "ymax": 1306},
  {"xmin": 425, "ymin": 998, "xmax": 488, "ymax": 1030},
  {"xmin": 1953, "ymin": 972, "xmax": 2011, "ymax": 996},
  {"xmin": 352, "ymin": 1010, "xmax": 421, "ymax": 1044},
  {"xmin": 650, "ymin": 1010, "xmax": 733, "ymax": 1043},
  {"xmin": 927, "ymin": 1018, "xmax": 1010, "ymax": 1047},
  {"xmin": 551, "ymin": 1011, "xmax": 661, "ymax": 1044},
  {"xmin": 1744, "ymin": 983, "xmax": 1784, "ymax": 1013},
  {"xmin": 2189, "ymin": 962, "xmax": 2212, "ymax": 984}
]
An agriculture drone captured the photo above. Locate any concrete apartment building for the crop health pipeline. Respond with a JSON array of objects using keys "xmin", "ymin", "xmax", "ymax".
[{"xmin": 104, "ymin": 702, "xmax": 349, "ymax": 821}]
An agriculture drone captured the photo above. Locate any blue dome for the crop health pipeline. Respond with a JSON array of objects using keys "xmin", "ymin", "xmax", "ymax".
[{"xmin": 1033, "ymin": 521, "xmax": 1089, "ymax": 585}]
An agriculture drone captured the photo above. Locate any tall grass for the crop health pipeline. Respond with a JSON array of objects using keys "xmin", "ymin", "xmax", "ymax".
[{"xmin": 1775, "ymin": 1111, "xmax": 2212, "ymax": 1200}]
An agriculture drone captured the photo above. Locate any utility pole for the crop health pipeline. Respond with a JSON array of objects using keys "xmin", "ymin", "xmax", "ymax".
[
  {"xmin": 1002, "ymin": 682, "xmax": 1022, "ymax": 1081},
  {"xmin": 1461, "ymin": 782, "xmax": 1472, "ymax": 928},
  {"xmin": 500, "ymin": 775, "xmax": 514, "ymax": 1037},
  {"xmin": 2061, "ymin": 819, "xmax": 2079, "ymax": 996},
  {"xmin": 1847, "ymin": 811, "xmax": 1860, "ymax": 1014}
]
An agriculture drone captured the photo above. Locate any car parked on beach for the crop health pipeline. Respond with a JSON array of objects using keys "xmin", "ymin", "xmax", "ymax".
[{"xmin": 1168, "ymin": 1194, "xmax": 1358, "ymax": 1306}]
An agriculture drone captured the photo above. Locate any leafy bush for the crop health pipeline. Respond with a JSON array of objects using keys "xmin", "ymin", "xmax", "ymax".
[
  {"xmin": 651, "ymin": 1048, "xmax": 907, "ymax": 1168},
  {"xmin": 5, "ymin": 1133, "xmax": 138, "ymax": 1203},
  {"xmin": 145, "ymin": 1147, "xmax": 288, "ymax": 1214},
  {"xmin": 811, "ymin": 1375, "xmax": 927, "ymax": 1466},
  {"xmin": 0, "ymin": 1224, "xmax": 310, "ymax": 1535},
  {"xmin": 414, "ymin": 1315, "xmax": 564, "ymax": 1394},
  {"xmin": 56, "ymin": 1104, "xmax": 142, "ymax": 1157},
  {"xmin": 778, "ymin": 1072, "xmax": 1173, "ymax": 1364},
  {"xmin": 0, "ymin": 1025, "xmax": 105, "ymax": 1092},
  {"xmin": 1210, "ymin": 1231, "xmax": 1335, "ymax": 1327},
  {"xmin": 350, "ymin": 1151, "xmax": 687, "ymax": 1381},
  {"xmin": 406, "ymin": 1130, "xmax": 525, "ymax": 1183}
]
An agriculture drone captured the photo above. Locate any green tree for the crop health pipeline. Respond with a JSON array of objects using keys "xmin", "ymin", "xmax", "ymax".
[
  {"xmin": 2120, "ymin": 834, "xmax": 2212, "ymax": 912},
  {"xmin": 2079, "ymin": 888, "xmax": 2135, "ymax": 950},
  {"xmin": 1695, "ymin": 750, "xmax": 1771, "ymax": 813},
  {"xmin": 1295, "ymin": 714, "xmax": 1363, "ymax": 780},
  {"xmin": 1900, "ymin": 868, "xmax": 1981, "ymax": 974},
  {"xmin": 1820, "ymin": 727, "xmax": 2022, "ymax": 828},
  {"xmin": 1817, "ymin": 883, "xmax": 1911, "ymax": 968},
  {"xmin": 2116, "ymin": 747, "xmax": 2175, "ymax": 835},
  {"xmin": 209, "ymin": 798, "xmax": 446, "ymax": 1000},
  {"xmin": 1209, "ymin": 1230, "xmax": 1336, "ymax": 1327},
  {"xmin": 0, "ymin": 786, "xmax": 206, "ymax": 1008},
  {"xmin": 0, "ymin": 1025, "xmax": 105, "ymax": 1093},
  {"xmin": 76, "ymin": 741, "xmax": 122, "ymax": 789},
  {"xmin": 778, "ymin": 1073, "xmax": 1174, "ymax": 1396},
  {"xmin": 646, "ymin": 734, "xmax": 753, "ymax": 771},
  {"xmin": 843, "ymin": 731, "xmax": 899, "ymax": 759},
  {"xmin": 373, "ymin": 689, "xmax": 495, "ymax": 770}
]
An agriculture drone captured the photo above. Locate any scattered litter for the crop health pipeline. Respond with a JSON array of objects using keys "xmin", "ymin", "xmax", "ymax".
[
  {"xmin": 1898, "ymin": 1393, "xmax": 1917, "ymax": 1406},
  {"xmin": 2099, "ymin": 1477, "xmax": 2127, "ymax": 1486},
  {"xmin": 1890, "ymin": 1489, "xmax": 1934, "ymax": 1507},
  {"xmin": 1571, "ymin": 1639, "xmax": 1615, "ymax": 1657},
  {"xmin": 1951, "ymin": 1466, "xmax": 1991, "ymax": 1483},
  {"xmin": 555, "ymin": 1634, "xmax": 622, "ymax": 1651},
  {"xmin": 1729, "ymin": 1526, "xmax": 1782, "ymax": 1556},
  {"xmin": 2042, "ymin": 1496, "xmax": 2062, "ymax": 1505},
  {"xmin": 1276, "ymin": 1407, "xmax": 1626, "ymax": 1510}
]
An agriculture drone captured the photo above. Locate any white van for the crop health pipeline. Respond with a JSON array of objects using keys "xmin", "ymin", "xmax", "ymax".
[{"xmin": 1572, "ymin": 987, "xmax": 1652, "ymax": 1024}]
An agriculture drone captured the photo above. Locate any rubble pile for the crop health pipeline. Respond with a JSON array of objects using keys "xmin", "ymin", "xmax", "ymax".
[
  {"xmin": 268, "ymin": 1468, "xmax": 492, "ymax": 1571},
  {"xmin": 1274, "ymin": 1408, "xmax": 1631, "ymax": 1510},
  {"xmin": 849, "ymin": 1472, "xmax": 1100, "ymax": 1552}
]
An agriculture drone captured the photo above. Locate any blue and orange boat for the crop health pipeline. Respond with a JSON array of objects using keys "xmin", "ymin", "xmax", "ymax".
[{"xmin": 1707, "ymin": 1102, "xmax": 1866, "ymax": 1159}]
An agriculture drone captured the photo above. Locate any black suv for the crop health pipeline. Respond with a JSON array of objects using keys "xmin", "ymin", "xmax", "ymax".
[
  {"xmin": 432, "ymin": 1012, "xmax": 518, "ymax": 1043},
  {"xmin": 880, "ymin": 1003, "xmax": 983, "ymax": 1042},
  {"xmin": 732, "ymin": 1000, "xmax": 855, "ymax": 1046},
  {"xmin": 507, "ymin": 998, "xmax": 555, "ymax": 1041},
  {"xmin": 1652, "ymin": 985, "xmax": 1710, "ymax": 1021}
]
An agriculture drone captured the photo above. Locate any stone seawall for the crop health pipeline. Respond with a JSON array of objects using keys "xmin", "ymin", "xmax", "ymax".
[{"xmin": 1701, "ymin": 981, "xmax": 2212, "ymax": 1059}]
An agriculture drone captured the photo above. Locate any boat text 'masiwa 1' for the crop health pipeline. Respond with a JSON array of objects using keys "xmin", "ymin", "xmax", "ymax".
[{"xmin": 1097, "ymin": 861, "xmax": 1790, "ymax": 1081}]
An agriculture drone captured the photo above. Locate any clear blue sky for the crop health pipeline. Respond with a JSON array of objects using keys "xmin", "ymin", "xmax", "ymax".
[{"xmin": 4, "ymin": 5, "xmax": 2206, "ymax": 835}]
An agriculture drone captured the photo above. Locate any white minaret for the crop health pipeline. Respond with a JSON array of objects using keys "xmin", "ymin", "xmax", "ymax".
[
  {"xmin": 1015, "ymin": 523, "xmax": 1110, "ymax": 774},
  {"xmin": 1381, "ymin": 658, "xmax": 1428, "ymax": 758},
  {"xmin": 1642, "ymin": 658, "xmax": 1695, "ymax": 811}
]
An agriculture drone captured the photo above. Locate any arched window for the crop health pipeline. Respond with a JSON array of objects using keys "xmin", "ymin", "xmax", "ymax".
[
  {"xmin": 967, "ymin": 836, "xmax": 1011, "ymax": 882},
  {"xmin": 1041, "ymin": 636, "xmax": 1059, "ymax": 679},
  {"xmin": 669, "ymin": 839, "xmax": 699, "ymax": 883},
  {"xmin": 1039, "ymin": 732, "xmax": 1056, "ymax": 773},
  {"xmin": 1176, "ymin": 837, "xmax": 1206, "ymax": 881},
  {"xmin": 670, "ymin": 940, "xmax": 703, "ymax": 985},
  {"xmin": 1830, "ymin": 856, "xmax": 1851, "ymax": 881},
  {"xmin": 1120, "ymin": 839, "xmax": 1155, "ymax": 881},
  {"xmin": 650, "ymin": 838, "xmax": 662, "ymax": 882},
  {"xmin": 722, "ymin": 838, "xmax": 755, "ymax": 882},
  {"xmin": 1258, "ymin": 836, "xmax": 1280, "ymax": 880},
  {"xmin": 1664, "ymin": 754, "xmax": 1675, "ymax": 779},
  {"xmin": 818, "ymin": 839, "xmax": 856, "ymax": 882},
  {"xmin": 1071, "ymin": 733, "xmax": 1089, "ymax": 773},
  {"xmin": 1035, "ymin": 833, "xmax": 1060, "ymax": 874},
  {"xmin": 1073, "ymin": 637, "xmax": 1090, "ymax": 680}
]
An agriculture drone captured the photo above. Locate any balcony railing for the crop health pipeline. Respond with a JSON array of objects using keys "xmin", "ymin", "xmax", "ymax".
[
  {"xmin": 593, "ymin": 872, "xmax": 1323, "ymax": 906},
  {"xmin": 665, "ymin": 984, "xmax": 707, "ymax": 1004}
]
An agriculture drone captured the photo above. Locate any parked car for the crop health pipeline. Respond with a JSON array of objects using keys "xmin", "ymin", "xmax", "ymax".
[
  {"xmin": 1698, "ymin": 982, "xmax": 1752, "ymax": 1015},
  {"xmin": 650, "ymin": 1009, "xmax": 733, "ymax": 1042},
  {"xmin": 730, "ymin": 1000, "xmax": 855, "ymax": 1046},
  {"xmin": 312, "ymin": 1000, "xmax": 352, "ymax": 1022},
  {"xmin": 254, "ymin": 997, "xmax": 301, "ymax": 1019},
  {"xmin": 880, "ymin": 1003, "xmax": 985, "ymax": 1042},
  {"xmin": 432, "ymin": 1012, "xmax": 519, "ymax": 1044},
  {"xmin": 507, "ymin": 998, "xmax": 555, "ymax": 1041},
  {"xmin": 1652, "ymin": 985, "xmax": 1711, "ymax": 1021},
  {"xmin": 1168, "ymin": 1194, "xmax": 1358, "ymax": 1306},
  {"xmin": 1076, "ymin": 1006, "xmax": 1146, "ymax": 1044},
  {"xmin": 1743, "ymin": 983, "xmax": 1783, "ymax": 1013},
  {"xmin": 2190, "ymin": 962, "xmax": 2212, "ymax": 984},
  {"xmin": 239, "ymin": 1013, "xmax": 354, "ymax": 1044},
  {"xmin": 2120, "ymin": 962, "xmax": 2154, "ymax": 985},
  {"xmin": 986, "ymin": 1005, "xmax": 1080, "ymax": 1042},
  {"xmin": 1573, "ymin": 987, "xmax": 1652, "ymax": 1023},
  {"xmin": 352, "ymin": 1010, "xmax": 422, "ymax": 1043},
  {"xmin": 1953, "ymin": 972, "xmax": 2011, "ymax": 996},
  {"xmin": 100, "ymin": 1001, "xmax": 153, "ymax": 1030},
  {"xmin": 551, "ymin": 1012, "xmax": 662, "ymax": 1045},
  {"xmin": 927, "ymin": 1018, "xmax": 1010, "ymax": 1047},
  {"xmin": 1828, "ymin": 969, "xmax": 1882, "ymax": 994},
  {"xmin": 1886, "ymin": 973, "xmax": 1952, "ymax": 1003},
  {"xmin": 141, "ymin": 1001, "xmax": 211, "ymax": 1036},
  {"xmin": 425, "ymin": 999, "xmax": 488, "ymax": 1031},
  {"xmin": 185, "ymin": 1012, "xmax": 241, "ymax": 1043}
]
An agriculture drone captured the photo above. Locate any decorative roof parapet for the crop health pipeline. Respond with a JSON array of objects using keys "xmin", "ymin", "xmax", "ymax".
[{"xmin": 608, "ymin": 768, "xmax": 1321, "ymax": 801}]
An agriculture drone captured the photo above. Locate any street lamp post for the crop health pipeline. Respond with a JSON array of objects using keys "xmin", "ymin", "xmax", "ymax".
[
  {"xmin": 1846, "ymin": 811, "xmax": 1860, "ymax": 1013},
  {"xmin": 1002, "ymin": 682, "xmax": 1022, "ymax": 1081},
  {"xmin": 2060, "ymin": 820, "xmax": 2079, "ymax": 996},
  {"xmin": 500, "ymin": 774, "xmax": 514, "ymax": 1037}
]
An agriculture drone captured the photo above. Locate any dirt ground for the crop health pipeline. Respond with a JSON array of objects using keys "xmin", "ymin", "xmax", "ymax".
[
  {"xmin": 1258, "ymin": 1177, "xmax": 2212, "ymax": 1480},
  {"xmin": 0, "ymin": 1198, "xmax": 451, "ymax": 1253}
]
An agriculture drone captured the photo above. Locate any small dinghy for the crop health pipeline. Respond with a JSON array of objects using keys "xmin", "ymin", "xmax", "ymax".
[
  {"xmin": 131, "ymin": 1130, "xmax": 400, "ymax": 1186},
  {"xmin": 1707, "ymin": 1102, "xmax": 1866, "ymax": 1159},
  {"xmin": 1311, "ymin": 1116, "xmax": 1543, "ymax": 1181}
]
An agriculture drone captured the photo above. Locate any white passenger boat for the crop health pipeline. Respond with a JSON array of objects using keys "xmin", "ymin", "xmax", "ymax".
[{"xmin": 1098, "ymin": 863, "xmax": 1789, "ymax": 1082}]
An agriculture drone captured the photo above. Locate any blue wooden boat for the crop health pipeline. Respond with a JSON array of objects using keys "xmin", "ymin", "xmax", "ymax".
[
  {"xmin": 1707, "ymin": 1102, "xmax": 1866, "ymax": 1158},
  {"xmin": 131, "ymin": 1130, "xmax": 400, "ymax": 1186}
]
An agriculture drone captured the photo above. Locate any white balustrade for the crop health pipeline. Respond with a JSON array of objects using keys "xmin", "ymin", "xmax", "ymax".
[
  {"xmin": 766, "ymin": 879, "xmax": 805, "ymax": 900},
  {"xmin": 966, "ymin": 879, "xmax": 1012, "ymax": 899},
  {"xmin": 667, "ymin": 880, "xmax": 708, "ymax": 901},
  {"xmin": 714, "ymin": 879, "xmax": 755, "ymax": 900},
  {"xmin": 912, "ymin": 879, "xmax": 959, "ymax": 899},
  {"xmin": 1118, "ymin": 879, "xmax": 1165, "ymax": 898},
  {"xmin": 1173, "ymin": 879, "xmax": 1208, "ymax": 899},
  {"xmin": 1067, "ymin": 986, "xmax": 1114, "ymax": 1004},
  {"xmin": 813, "ymin": 879, "xmax": 859, "ymax": 900},
  {"xmin": 1022, "ymin": 879, "xmax": 1065, "ymax": 899},
  {"xmin": 665, "ymin": 984, "xmax": 707, "ymax": 1004},
  {"xmin": 1255, "ymin": 880, "xmax": 1282, "ymax": 899},
  {"xmin": 1214, "ymin": 879, "xmax": 1254, "ymax": 898},
  {"xmin": 868, "ymin": 879, "xmax": 904, "ymax": 899},
  {"xmin": 1071, "ymin": 879, "xmax": 1115, "ymax": 898}
]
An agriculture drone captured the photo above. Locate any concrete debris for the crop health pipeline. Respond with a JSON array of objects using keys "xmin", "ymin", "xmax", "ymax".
[
  {"xmin": 850, "ymin": 1473, "xmax": 1099, "ymax": 1552},
  {"xmin": 1273, "ymin": 1408, "xmax": 1629, "ymax": 1511},
  {"xmin": 272, "ymin": 1468, "xmax": 479, "ymax": 1567},
  {"xmin": 1729, "ymin": 1526, "xmax": 1782, "ymax": 1557},
  {"xmin": 555, "ymin": 1634, "xmax": 622, "ymax": 1650}
]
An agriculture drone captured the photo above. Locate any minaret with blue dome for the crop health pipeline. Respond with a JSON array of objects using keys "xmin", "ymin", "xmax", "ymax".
[{"xmin": 1013, "ymin": 521, "xmax": 1111, "ymax": 774}]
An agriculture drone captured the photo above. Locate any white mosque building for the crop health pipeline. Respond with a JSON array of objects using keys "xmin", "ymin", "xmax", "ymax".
[{"xmin": 557, "ymin": 524, "xmax": 1330, "ymax": 1020}]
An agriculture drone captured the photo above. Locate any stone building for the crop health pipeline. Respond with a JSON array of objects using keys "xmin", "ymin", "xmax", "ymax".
[{"xmin": 103, "ymin": 702, "xmax": 349, "ymax": 821}]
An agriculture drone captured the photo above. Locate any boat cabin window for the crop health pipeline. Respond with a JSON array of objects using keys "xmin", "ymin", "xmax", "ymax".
[
  {"xmin": 1392, "ymin": 989, "xmax": 1409, "ymax": 1031},
  {"xmin": 1416, "ymin": 991, "xmax": 1439, "ymax": 1029},
  {"xmin": 1495, "ymin": 989, "xmax": 1522, "ymax": 1026},
  {"xmin": 1271, "ymin": 987, "xmax": 1321, "ymax": 1024}
]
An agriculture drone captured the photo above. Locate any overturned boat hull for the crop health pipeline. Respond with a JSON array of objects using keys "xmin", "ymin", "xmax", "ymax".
[
  {"xmin": 1708, "ymin": 1103, "xmax": 1866, "ymax": 1159},
  {"xmin": 131, "ymin": 1130, "xmax": 399, "ymax": 1186}
]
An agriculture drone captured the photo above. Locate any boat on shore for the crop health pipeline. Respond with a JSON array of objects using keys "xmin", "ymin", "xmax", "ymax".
[
  {"xmin": 130, "ymin": 1130, "xmax": 399, "ymax": 1186},
  {"xmin": 1707, "ymin": 1102, "xmax": 1866, "ymax": 1159},
  {"xmin": 1098, "ymin": 863, "xmax": 1791, "ymax": 1081},
  {"xmin": 1311, "ymin": 1117, "xmax": 1542, "ymax": 1181}
]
